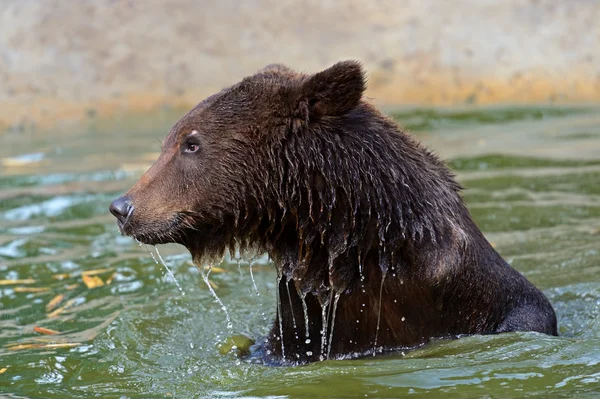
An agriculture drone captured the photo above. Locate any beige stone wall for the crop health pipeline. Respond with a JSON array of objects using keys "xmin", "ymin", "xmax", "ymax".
[{"xmin": 1, "ymin": 0, "xmax": 599, "ymax": 130}]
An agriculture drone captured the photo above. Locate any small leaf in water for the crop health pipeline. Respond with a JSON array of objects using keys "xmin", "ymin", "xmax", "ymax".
[
  {"xmin": 105, "ymin": 272, "xmax": 117, "ymax": 285},
  {"xmin": 82, "ymin": 275, "xmax": 105, "ymax": 289},
  {"xmin": 217, "ymin": 335, "xmax": 255, "ymax": 356},
  {"xmin": 0, "ymin": 367, "xmax": 7, "ymax": 374},
  {"xmin": 52, "ymin": 273, "xmax": 71, "ymax": 280},
  {"xmin": 46, "ymin": 294, "xmax": 65, "ymax": 312},
  {"xmin": 33, "ymin": 326, "xmax": 60, "ymax": 335},
  {"xmin": 204, "ymin": 265, "xmax": 228, "ymax": 273},
  {"xmin": 8, "ymin": 343, "xmax": 80, "ymax": 351},
  {"xmin": 47, "ymin": 298, "xmax": 77, "ymax": 318},
  {"xmin": 0, "ymin": 279, "xmax": 36, "ymax": 285},
  {"xmin": 81, "ymin": 268, "xmax": 113, "ymax": 276},
  {"xmin": 13, "ymin": 286, "xmax": 50, "ymax": 293}
]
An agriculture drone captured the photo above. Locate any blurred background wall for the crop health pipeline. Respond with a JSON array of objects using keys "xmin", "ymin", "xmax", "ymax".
[{"xmin": 1, "ymin": 0, "xmax": 599, "ymax": 131}]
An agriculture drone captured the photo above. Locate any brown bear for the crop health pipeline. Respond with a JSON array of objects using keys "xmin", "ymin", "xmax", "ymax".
[{"xmin": 110, "ymin": 61, "xmax": 557, "ymax": 365}]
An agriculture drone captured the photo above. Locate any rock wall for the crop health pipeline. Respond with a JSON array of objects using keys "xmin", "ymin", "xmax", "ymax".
[{"xmin": 1, "ymin": 0, "xmax": 599, "ymax": 130}]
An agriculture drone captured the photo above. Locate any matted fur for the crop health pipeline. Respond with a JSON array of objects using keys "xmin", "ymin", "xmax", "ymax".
[{"xmin": 111, "ymin": 61, "xmax": 557, "ymax": 365}]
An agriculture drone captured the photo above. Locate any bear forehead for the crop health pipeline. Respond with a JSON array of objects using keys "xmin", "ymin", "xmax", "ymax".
[{"xmin": 164, "ymin": 66, "xmax": 306, "ymax": 145}]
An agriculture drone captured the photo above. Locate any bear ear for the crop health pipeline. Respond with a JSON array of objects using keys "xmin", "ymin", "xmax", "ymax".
[{"xmin": 295, "ymin": 60, "xmax": 366, "ymax": 119}]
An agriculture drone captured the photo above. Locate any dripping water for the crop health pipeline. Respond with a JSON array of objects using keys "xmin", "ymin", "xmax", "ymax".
[
  {"xmin": 297, "ymin": 288, "xmax": 311, "ymax": 343},
  {"xmin": 285, "ymin": 280, "xmax": 298, "ymax": 339},
  {"xmin": 276, "ymin": 274, "xmax": 286, "ymax": 361},
  {"xmin": 197, "ymin": 263, "xmax": 232, "ymax": 329},
  {"xmin": 236, "ymin": 257, "xmax": 243, "ymax": 276},
  {"xmin": 145, "ymin": 244, "xmax": 185, "ymax": 296},
  {"xmin": 326, "ymin": 290, "xmax": 341, "ymax": 360},
  {"xmin": 318, "ymin": 293, "xmax": 331, "ymax": 361},
  {"xmin": 373, "ymin": 269, "xmax": 387, "ymax": 354},
  {"xmin": 249, "ymin": 260, "xmax": 260, "ymax": 296},
  {"xmin": 358, "ymin": 250, "xmax": 364, "ymax": 282}
]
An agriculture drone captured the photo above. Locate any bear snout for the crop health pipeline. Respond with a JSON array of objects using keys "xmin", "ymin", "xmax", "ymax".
[{"xmin": 109, "ymin": 195, "xmax": 134, "ymax": 230}]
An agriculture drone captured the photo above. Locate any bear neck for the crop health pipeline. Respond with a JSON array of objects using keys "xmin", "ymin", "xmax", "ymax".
[
  {"xmin": 259, "ymin": 103, "xmax": 475, "ymax": 290},
  {"xmin": 241, "ymin": 104, "xmax": 492, "ymax": 363}
]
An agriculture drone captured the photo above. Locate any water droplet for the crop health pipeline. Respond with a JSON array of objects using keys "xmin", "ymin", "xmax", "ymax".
[
  {"xmin": 189, "ymin": 342, "xmax": 194, "ymax": 349},
  {"xmin": 306, "ymin": 351, "xmax": 313, "ymax": 356},
  {"xmin": 373, "ymin": 270, "xmax": 387, "ymax": 350},
  {"xmin": 285, "ymin": 280, "xmax": 298, "ymax": 334},
  {"xmin": 276, "ymin": 274, "xmax": 285, "ymax": 360},
  {"xmin": 318, "ymin": 293, "xmax": 331, "ymax": 360},
  {"xmin": 326, "ymin": 291, "xmax": 341, "ymax": 360},
  {"xmin": 197, "ymin": 263, "xmax": 232, "ymax": 328},
  {"xmin": 297, "ymin": 289, "xmax": 311, "ymax": 340},
  {"xmin": 249, "ymin": 261, "xmax": 260, "ymax": 296},
  {"xmin": 305, "ymin": 338, "xmax": 311, "ymax": 344},
  {"xmin": 401, "ymin": 317, "xmax": 405, "ymax": 321},
  {"xmin": 146, "ymin": 246, "xmax": 185, "ymax": 296}
]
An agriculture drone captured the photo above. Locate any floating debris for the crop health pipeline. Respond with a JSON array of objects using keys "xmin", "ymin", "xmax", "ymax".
[
  {"xmin": 0, "ymin": 279, "xmax": 36, "ymax": 286},
  {"xmin": 7, "ymin": 343, "xmax": 80, "ymax": 351},
  {"xmin": 33, "ymin": 326, "xmax": 59, "ymax": 335},
  {"xmin": 82, "ymin": 274, "xmax": 104, "ymax": 289},
  {"xmin": 105, "ymin": 272, "xmax": 117, "ymax": 285},
  {"xmin": 13, "ymin": 286, "xmax": 50, "ymax": 293},
  {"xmin": 203, "ymin": 265, "xmax": 227, "ymax": 273},
  {"xmin": 47, "ymin": 298, "xmax": 78, "ymax": 318},
  {"xmin": 0, "ymin": 367, "xmax": 7, "ymax": 374},
  {"xmin": 217, "ymin": 335, "xmax": 255, "ymax": 356},
  {"xmin": 81, "ymin": 268, "xmax": 113, "ymax": 276},
  {"xmin": 46, "ymin": 294, "xmax": 65, "ymax": 312},
  {"xmin": 52, "ymin": 274, "xmax": 71, "ymax": 280}
]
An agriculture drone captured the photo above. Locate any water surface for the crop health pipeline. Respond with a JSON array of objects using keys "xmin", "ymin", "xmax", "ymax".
[{"xmin": 1, "ymin": 107, "xmax": 599, "ymax": 398}]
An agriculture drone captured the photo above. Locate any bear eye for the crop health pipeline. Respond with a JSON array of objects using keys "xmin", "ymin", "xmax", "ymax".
[{"xmin": 184, "ymin": 142, "xmax": 200, "ymax": 153}]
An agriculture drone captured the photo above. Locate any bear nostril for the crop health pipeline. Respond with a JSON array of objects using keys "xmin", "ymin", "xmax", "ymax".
[{"xmin": 109, "ymin": 196, "xmax": 133, "ymax": 224}]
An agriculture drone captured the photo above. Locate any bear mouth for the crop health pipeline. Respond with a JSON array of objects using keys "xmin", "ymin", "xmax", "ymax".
[{"xmin": 118, "ymin": 214, "xmax": 189, "ymax": 246}]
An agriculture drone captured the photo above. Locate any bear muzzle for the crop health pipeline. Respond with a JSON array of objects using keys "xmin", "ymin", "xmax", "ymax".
[{"xmin": 109, "ymin": 195, "xmax": 134, "ymax": 231}]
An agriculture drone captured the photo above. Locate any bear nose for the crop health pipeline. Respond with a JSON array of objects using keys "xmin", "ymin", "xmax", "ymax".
[{"xmin": 109, "ymin": 195, "xmax": 133, "ymax": 225}]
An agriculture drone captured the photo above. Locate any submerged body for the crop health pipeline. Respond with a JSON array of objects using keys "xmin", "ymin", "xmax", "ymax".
[{"xmin": 110, "ymin": 61, "xmax": 557, "ymax": 364}]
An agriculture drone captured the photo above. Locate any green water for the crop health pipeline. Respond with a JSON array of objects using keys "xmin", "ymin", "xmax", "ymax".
[{"xmin": 1, "ymin": 107, "xmax": 599, "ymax": 398}]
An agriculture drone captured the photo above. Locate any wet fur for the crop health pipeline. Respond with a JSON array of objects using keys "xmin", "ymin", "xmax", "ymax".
[{"xmin": 112, "ymin": 61, "xmax": 558, "ymax": 365}]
